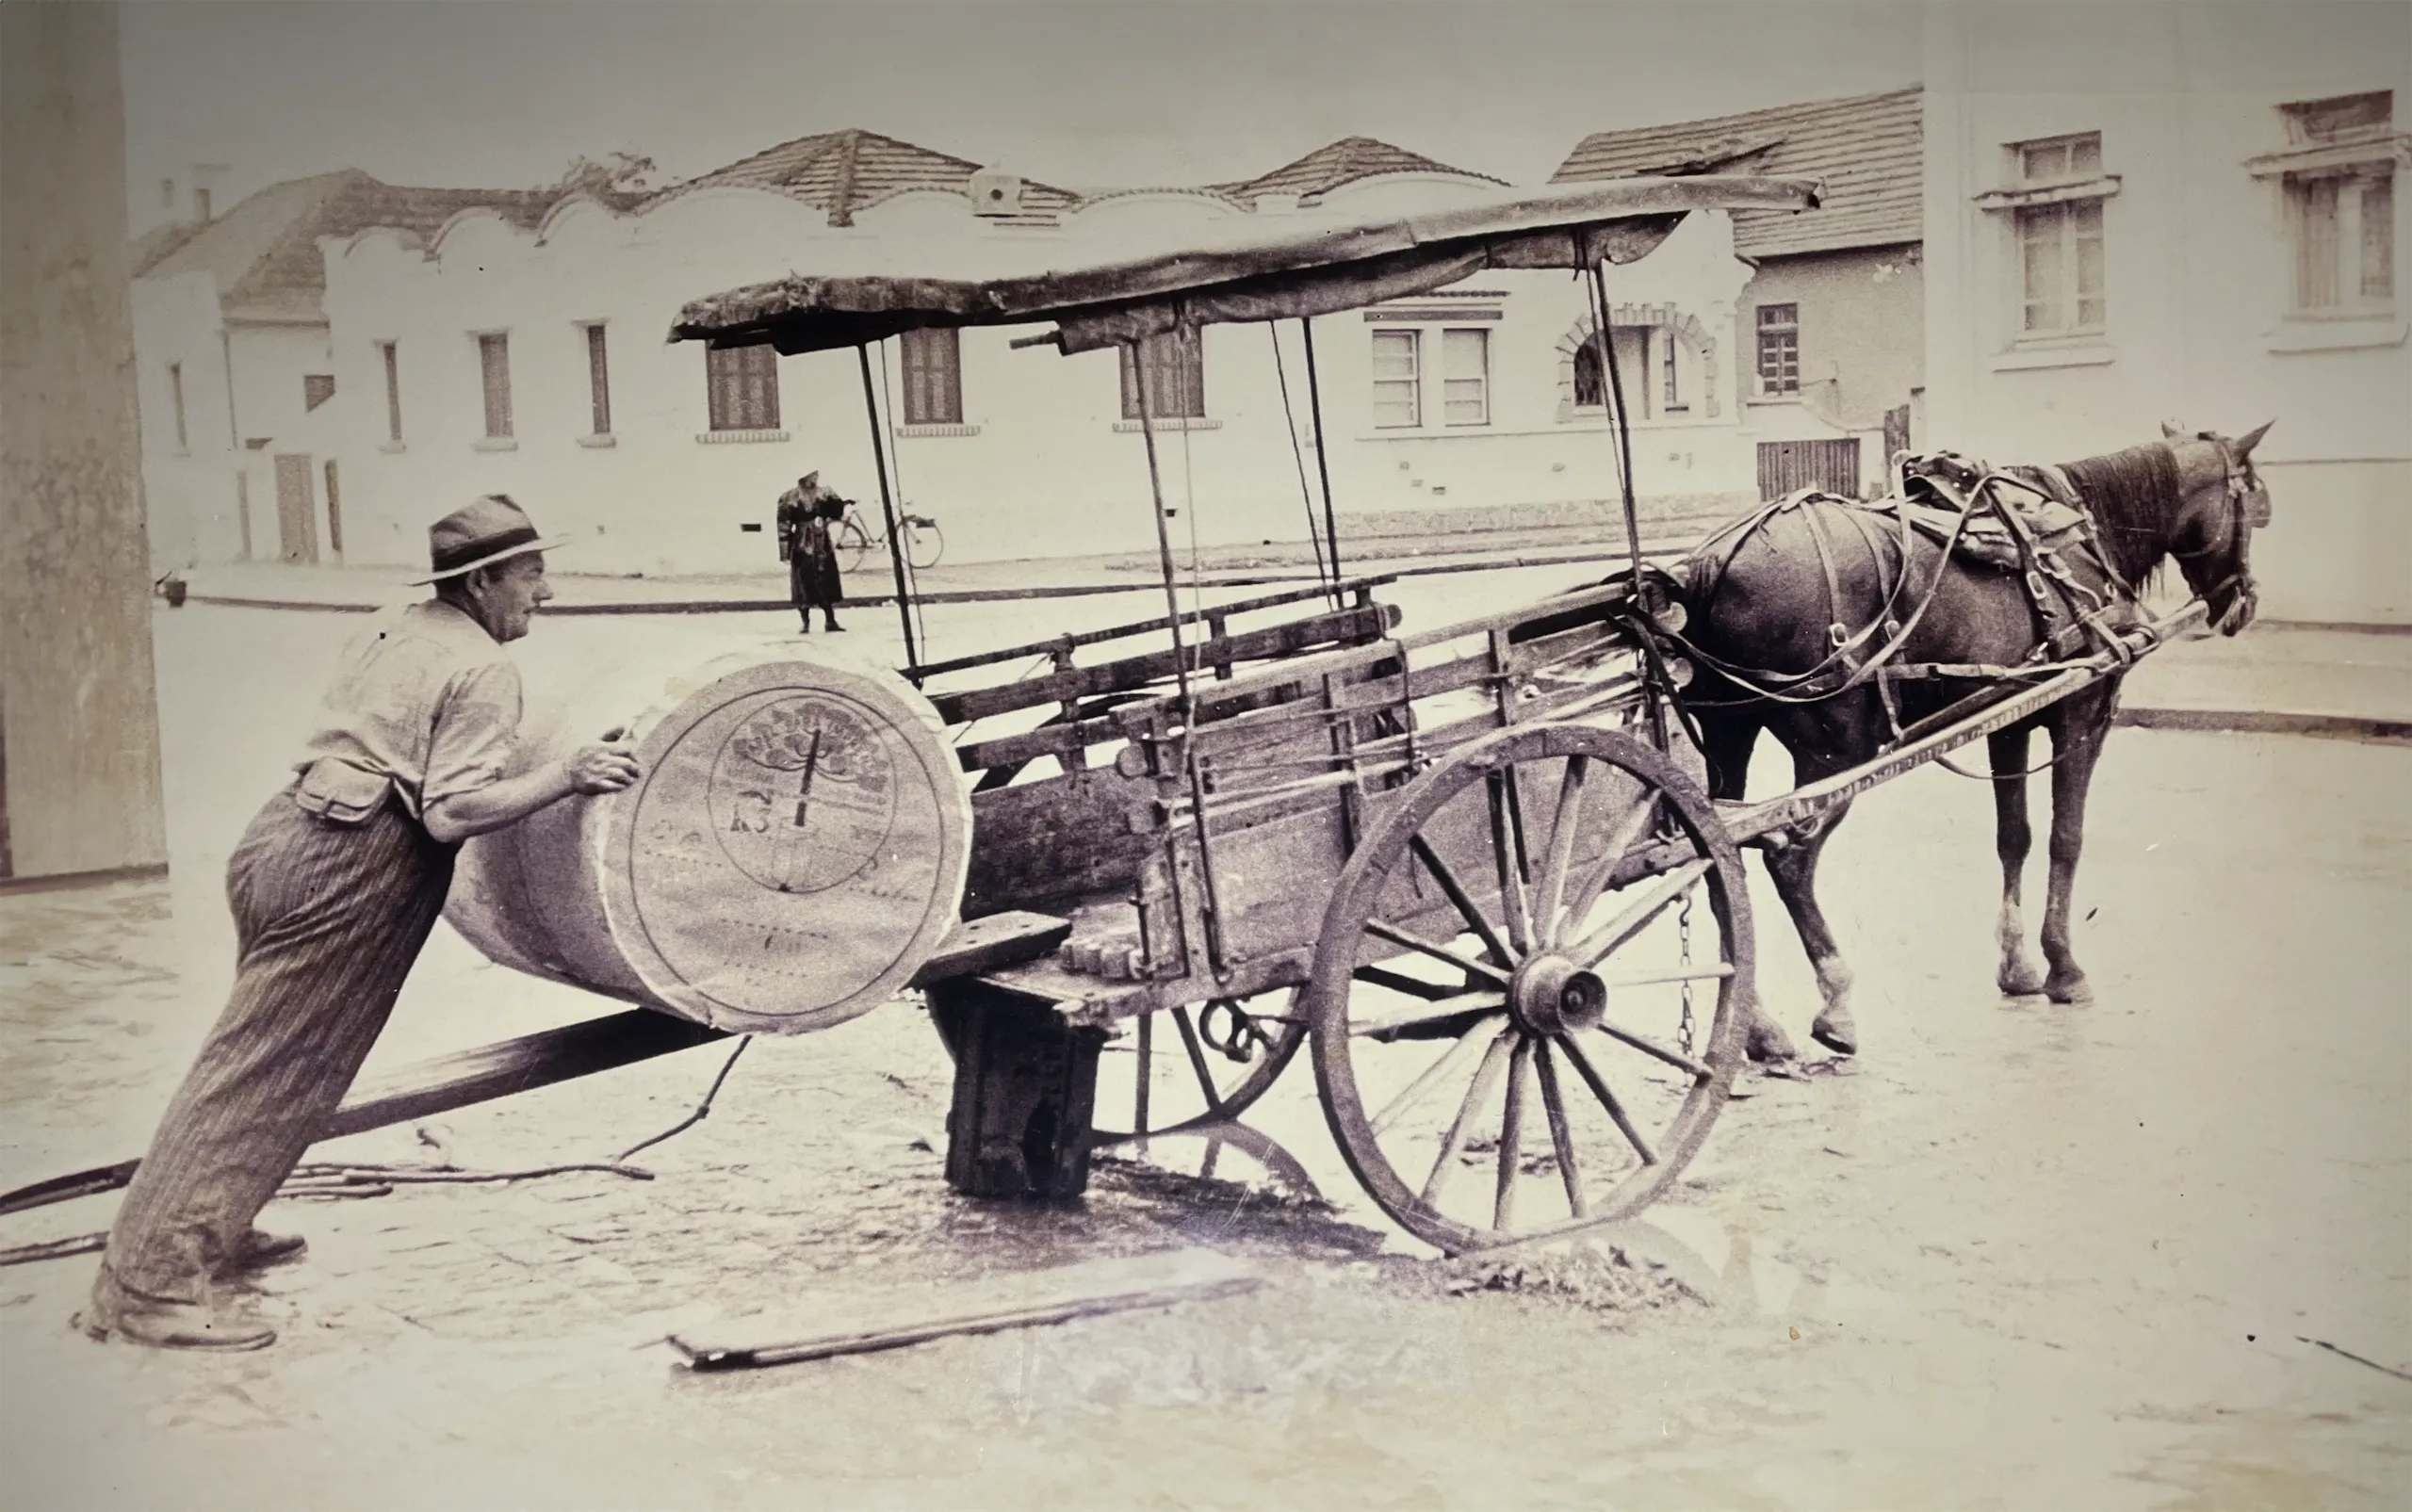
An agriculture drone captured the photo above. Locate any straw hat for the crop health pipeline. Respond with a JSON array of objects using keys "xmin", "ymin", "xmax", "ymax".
[{"xmin": 410, "ymin": 495, "xmax": 574, "ymax": 584}]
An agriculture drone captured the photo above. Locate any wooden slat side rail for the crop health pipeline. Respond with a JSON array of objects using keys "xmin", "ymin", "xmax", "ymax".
[
  {"xmin": 930, "ymin": 603, "xmax": 1398, "ymax": 725},
  {"xmin": 912, "ymin": 577, "xmax": 1397, "ymax": 680},
  {"xmin": 1109, "ymin": 581, "xmax": 1638, "ymax": 742}
]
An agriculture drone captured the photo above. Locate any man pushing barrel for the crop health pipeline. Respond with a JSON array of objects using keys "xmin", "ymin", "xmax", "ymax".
[{"xmin": 79, "ymin": 496, "xmax": 641, "ymax": 1351}]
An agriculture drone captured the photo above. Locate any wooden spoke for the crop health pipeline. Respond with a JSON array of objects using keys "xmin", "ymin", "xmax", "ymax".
[
  {"xmin": 1169, "ymin": 1006, "xmax": 1224, "ymax": 1114},
  {"xmin": 1495, "ymin": 1037, "xmax": 1532, "ymax": 1232},
  {"xmin": 1591, "ymin": 1017, "xmax": 1711, "ymax": 1081},
  {"xmin": 1532, "ymin": 1039, "xmax": 1587, "ymax": 1217},
  {"xmin": 1408, "ymin": 834, "xmax": 1517, "ymax": 968},
  {"xmin": 1134, "ymin": 1012, "xmax": 1152, "ymax": 1136},
  {"xmin": 1532, "ymin": 755, "xmax": 1593, "ymax": 948},
  {"xmin": 1602, "ymin": 962, "xmax": 1736, "ymax": 989},
  {"xmin": 1555, "ymin": 1033, "xmax": 1656, "ymax": 1166},
  {"xmin": 1347, "ymin": 990, "xmax": 1506, "ymax": 1038},
  {"xmin": 1556, "ymin": 793, "xmax": 1661, "ymax": 945},
  {"xmin": 1363, "ymin": 919, "xmax": 1512, "ymax": 986},
  {"xmin": 1567, "ymin": 857, "xmax": 1713, "ymax": 972},
  {"xmin": 1353, "ymin": 964, "xmax": 1461, "ymax": 1001},
  {"xmin": 1372, "ymin": 1017, "xmax": 1509, "ymax": 1135},
  {"xmin": 1420, "ymin": 1030, "xmax": 1514, "ymax": 1205},
  {"xmin": 1487, "ymin": 772, "xmax": 1535, "ymax": 955},
  {"xmin": 1308, "ymin": 723, "xmax": 1753, "ymax": 1254}
]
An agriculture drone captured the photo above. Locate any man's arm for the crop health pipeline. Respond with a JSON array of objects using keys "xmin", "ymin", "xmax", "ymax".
[{"xmin": 422, "ymin": 740, "xmax": 638, "ymax": 844}]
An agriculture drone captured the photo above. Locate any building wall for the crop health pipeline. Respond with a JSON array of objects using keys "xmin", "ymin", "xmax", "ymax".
[
  {"xmin": 227, "ymin": 321, "xmax": 334, "ymax": 447},
  {"xmin": 304, "ymin": 179, "xmax": 1765, "ymax": 575},
  {"xmin": 0, "ymin": 0, "xmax": 169, "ymax": 879},
  {"xmin": 130, "ymin": 270, "xmax": 241, "ymax": 566},
  {"xmin": 1735, "ymin": 245, "xmax": 1927, "ymax": 496},
  {"xmin": 1924, "ymin": 0, "xmax": 2410, "ymax": 623}
]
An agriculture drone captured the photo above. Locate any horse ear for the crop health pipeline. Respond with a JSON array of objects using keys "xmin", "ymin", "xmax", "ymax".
[
  {"xmin": 2160, "ymin": 418, "xmax": 2189, "ymax": 439},
  {"xmin": 2233, "ymin": 419, "xmax": 2274, "ymax": 457}
]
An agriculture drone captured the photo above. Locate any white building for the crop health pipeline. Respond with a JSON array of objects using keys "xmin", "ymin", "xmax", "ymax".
[
  {"xmin": 1556, "ymin": 87, "xmax": 1926, "ymax": 504},
  {"xmin": 1923, "ymin": 0, "xmax": 2409, "ymax": 625},
  {"xmin": 127, "ymin": 170, "xmax": 559, "ymax": 569},
  {"xmin": 139, "ymin": 131, "xmax": 1774, "ymax": 577}
]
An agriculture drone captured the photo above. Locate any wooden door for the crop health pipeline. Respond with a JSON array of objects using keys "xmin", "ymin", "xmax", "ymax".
[
  {"xmin": 1882, "ymin": 404, "xmax": 1912, "ymax": 467},
  {"xmin": 1756, "ymin": 438, "xmax": 1860, "ymax": 501},
  {"xmin": 274, "ymin": 453, "xmax": 318, "ymax": 563}
]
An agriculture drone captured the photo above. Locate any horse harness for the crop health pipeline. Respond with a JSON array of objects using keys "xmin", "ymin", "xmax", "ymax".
[{"xmin": 1664, "ymin": 449, "xmax": 2159, "ymax": 744}]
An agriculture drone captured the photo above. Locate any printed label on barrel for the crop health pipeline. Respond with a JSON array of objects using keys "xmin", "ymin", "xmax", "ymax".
[
  {"xmin": 613, "ymin": 673, "xmax": 966, "ymax": 1030},
  {"xmin": 709, "ymin": 694, "xmax": 896, "ymax": 895}
]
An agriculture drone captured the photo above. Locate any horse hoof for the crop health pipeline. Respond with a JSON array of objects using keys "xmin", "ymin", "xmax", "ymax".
[
  {"xmin": 1811, "ymin": 1012, "xmax": 1858, "ymax": 1057},
  {"xmin": 2045, "ymin": 978, "xmax": 2094, "ymax": 1006},
  {"xmin": 1745, "ymin": 1016, "xmax": 1798, "ymax": 1064},
  {"xmin": 1997, "ymin": 965, "xmax": 2045, "ymax": 998}
]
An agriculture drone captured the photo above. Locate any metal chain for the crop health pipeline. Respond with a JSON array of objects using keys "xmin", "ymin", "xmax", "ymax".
[{"xmin": 1676, "ymin": 889, "xmax": 1698, "ymax": 1057}]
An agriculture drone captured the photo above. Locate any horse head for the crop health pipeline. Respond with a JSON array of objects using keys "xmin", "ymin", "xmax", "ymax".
[{"xmin": 2160, "ymin": 419, "xmax": 2273, "ymax": 636}]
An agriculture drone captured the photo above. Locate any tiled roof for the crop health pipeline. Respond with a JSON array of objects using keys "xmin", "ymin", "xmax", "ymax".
[
  {"xmin": 1552, "ymin": 86, "xmax": 1920, "ymax": 257},
  {"xmin": 646, "ymin": 128, "xmax": 1082, "ymax": 227},
  {"xmin": 137, "ymin": 170, "xmax": 561, "ymax": 321},
  {"xmin": 1215, "ymin": 137, "xmax": 1506, "ymax": 204}
]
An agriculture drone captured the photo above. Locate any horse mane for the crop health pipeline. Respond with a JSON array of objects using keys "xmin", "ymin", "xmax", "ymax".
[{"xmin": 2046, "ymin": 443, "xmax": 2184, "ymax": 589}]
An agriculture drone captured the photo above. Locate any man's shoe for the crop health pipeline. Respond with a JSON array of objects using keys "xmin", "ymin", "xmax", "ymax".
[
  {"xmin": 78, "ymin": 1299, "xmax": 276, "ymax": 1352},
  {"xmin": 78, "ymin": 1268, "xmax": 275, "ymax": 1352},
  {"xmin": 231, "ymin": 1228, "xmax": 306, "ymax": 1270}
]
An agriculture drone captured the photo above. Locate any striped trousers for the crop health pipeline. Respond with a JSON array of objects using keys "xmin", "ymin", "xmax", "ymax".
[{"xmin": 91, "ymin": 787, "xmax": 454, "ymax": 1309}]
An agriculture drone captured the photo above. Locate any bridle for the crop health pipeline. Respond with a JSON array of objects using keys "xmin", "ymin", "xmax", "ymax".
[{"xmin": 2167, "ymin": 432, "xmax": 2262, "ymax": 614}]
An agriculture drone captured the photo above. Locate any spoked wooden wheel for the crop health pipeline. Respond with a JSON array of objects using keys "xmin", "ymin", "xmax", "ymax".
[
  {"xmin": 1091, "ymin": 991, "xmax": 1306, "ymax": 1143},
  {"xmin": 1307, "ymin": 723, "xmax": 1753, "ymax": 1253}
]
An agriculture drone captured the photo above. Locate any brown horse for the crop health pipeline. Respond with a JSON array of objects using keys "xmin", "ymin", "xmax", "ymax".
[{"xmin": 1672, "ymin": 421, "xmax": 2272, "ymax": 1061}]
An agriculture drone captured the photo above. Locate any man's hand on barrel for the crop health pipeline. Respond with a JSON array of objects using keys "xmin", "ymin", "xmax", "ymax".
[
  {"xmin": 425, "ymin": 728, "xmax": 642, "ymax": 842},
  {"xmin": 566, "ymin": 728, "xmax": 642, "ymax": 796}
]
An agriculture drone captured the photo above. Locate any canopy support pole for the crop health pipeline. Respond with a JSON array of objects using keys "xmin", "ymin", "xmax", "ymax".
[
  {"xmin": 1129, "ymin": 342, "xmax": 1196, "ymax": 716},
  {"xmin": 857, "ymin": 342, "xmax": 921, "ymax": 673},
  {"xmin": 1589, "ymin": 261, "xmax": 1669, "ymax": 753},
  {"xmin": 1299, "ymin": 318, "xmax": 1345, "ymax": 594}
]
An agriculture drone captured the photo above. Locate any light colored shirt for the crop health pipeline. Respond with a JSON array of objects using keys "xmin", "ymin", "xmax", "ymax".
[{"xmin": 293, "ymin": 599, "xmax": 521, "ymax": 820}]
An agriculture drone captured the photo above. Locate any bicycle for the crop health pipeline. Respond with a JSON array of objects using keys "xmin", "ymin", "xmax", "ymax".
[{"xmin": 833, "ymin": 499, "xmax": 945, "ymax": 575}]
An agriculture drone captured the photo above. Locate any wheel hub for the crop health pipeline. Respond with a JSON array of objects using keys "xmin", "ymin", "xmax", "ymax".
[{"xmin": 1508, "ymin": 953, "xmax": 1606, "ymax": 1037}]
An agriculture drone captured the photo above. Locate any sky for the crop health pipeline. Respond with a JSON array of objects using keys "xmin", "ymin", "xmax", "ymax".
[{"xmin": 119, "ymin": 0, "xmax": 1925, "ymax": 220}]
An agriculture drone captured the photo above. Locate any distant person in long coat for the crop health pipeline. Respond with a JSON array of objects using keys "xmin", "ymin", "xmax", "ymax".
[
  {"xmin": 776, "ymin": 472, "xmax": 845, "ymax": 633},
  {"xmin": 78, "ymin": 496, "xmax": 641, "ymax": 1351}
]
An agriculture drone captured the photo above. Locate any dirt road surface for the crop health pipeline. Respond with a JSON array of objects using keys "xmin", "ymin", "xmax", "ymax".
[{"xmin": 2, "ymin": 597, "xmax": 2404, "ymax": 1509}]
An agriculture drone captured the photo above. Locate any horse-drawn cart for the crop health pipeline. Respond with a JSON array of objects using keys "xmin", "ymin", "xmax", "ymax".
[{"xmin": 4, "ymin": 174, "xmax": 2259, "ymax": 1260}]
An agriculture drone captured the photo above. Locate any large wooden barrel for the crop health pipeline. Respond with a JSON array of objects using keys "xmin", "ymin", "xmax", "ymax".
[{"xmin": 446, "ymin": 643, "xmax": 973, "ymax": 1035}]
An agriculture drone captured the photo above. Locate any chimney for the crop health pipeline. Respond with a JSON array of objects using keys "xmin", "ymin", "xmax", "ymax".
[{"xmin": 188, "ymin": 162, "xmax": 231, "ymax": 223}]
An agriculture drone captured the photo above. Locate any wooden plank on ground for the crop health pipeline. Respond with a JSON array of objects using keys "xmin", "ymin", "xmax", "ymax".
[{"xmin": 665, "ymin": 1250, "xmax": 1265, "ymax": 1371}]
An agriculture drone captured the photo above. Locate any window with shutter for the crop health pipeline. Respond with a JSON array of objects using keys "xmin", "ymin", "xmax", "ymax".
[
  {"xmin": 2007, "ymin": 134, "xmax": 2109, "ymax": 336},
  {"xmin": 706, "ymin": 344, "xmax": 781, "ymax": 431},
  {"xmin": 1442, "ymin": 328, "xmax": 1489, "ymax": 426},
  {"xmin": 901, "ymin": 328, "xmax": 963, "ymax": 425},
  {"xmin": 1755, "ymin": 304, "xmax": 1801, "ymax": 394},
  {"xmin": 1118, "ymin": 329, "xmax": 1205, "ymax": 419},
  {"xmin": 584, "ymin": 324, "xmax": 612, "ymax": 435},
  {"xmin": 1371, "ymin": 329, "xmax": 1421, "ymax": 427},
  {"xmin": 477, "ymin": 333, "xmax": 513, "ymax": 438},
  {"xmin": 379, "ymin": 342, "xmax": 403, "ymax": 442}
]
